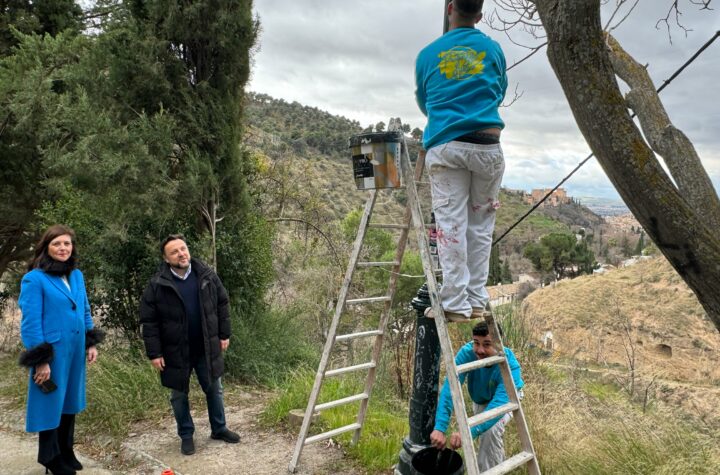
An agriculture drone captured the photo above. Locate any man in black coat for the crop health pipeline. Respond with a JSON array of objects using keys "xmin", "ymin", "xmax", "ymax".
[{"xmin": 140, "ymin": 234, "xmax": 240, "ymax": 455}]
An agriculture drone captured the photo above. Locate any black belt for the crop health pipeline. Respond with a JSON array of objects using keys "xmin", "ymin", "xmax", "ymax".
[{"xmin": 454, "ymin": 131, "xmax": 500, "ymax": 145}]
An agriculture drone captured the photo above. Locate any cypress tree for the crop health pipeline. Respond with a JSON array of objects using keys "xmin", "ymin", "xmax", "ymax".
[
  {"xmin": 488, "ymin": 241, "xmax": 502, "ymax": 285},
  {"xmin": 634, "ymin": 230, "xmax": 645, "ymax": 255}
]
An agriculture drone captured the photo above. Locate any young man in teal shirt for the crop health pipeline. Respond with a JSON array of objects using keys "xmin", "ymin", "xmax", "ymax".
[
  {"xmin": 415, "ymin": 0, "xmax": 507, "ymax": 321},
  {"xmin": 430, "ymin": 322, "xmax": 524, "ymax": 470}
]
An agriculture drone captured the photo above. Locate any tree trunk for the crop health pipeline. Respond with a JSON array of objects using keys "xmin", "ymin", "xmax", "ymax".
[{"xmin": 533, "ymin": 0, "xmax": 720, "ymax": 331}]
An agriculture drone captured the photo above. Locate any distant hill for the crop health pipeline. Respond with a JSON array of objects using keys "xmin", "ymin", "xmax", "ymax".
[
  {"xmin": 577, "ymin": 196, "xmax": 630, "ymax": 216},
  {"xmin": 244, "ymin": 92, "xmax": 605, "ymax": 265},
  {"xmin": 524, "ymin": 257, "xmax": 719, "ymax": 383},
  {"xmin": 245, "ymin": 92, "xmax": 363, "ymax": 159}
]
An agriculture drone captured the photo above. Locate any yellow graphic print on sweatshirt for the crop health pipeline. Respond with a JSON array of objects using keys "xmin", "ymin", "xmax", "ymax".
[{"xmin": 438, "ymin": 46, "xmax": 486, "ymax": 80}]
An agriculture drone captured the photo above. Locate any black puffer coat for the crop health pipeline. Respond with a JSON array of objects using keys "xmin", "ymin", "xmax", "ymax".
[{"xmin": 139, "ymin": 258, "xmax": 230, "ymax": 392}]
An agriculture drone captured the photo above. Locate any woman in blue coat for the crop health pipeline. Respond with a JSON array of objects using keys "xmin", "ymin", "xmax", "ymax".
[{"xmin": 18, "ymin": 225, "xmax": 103, "ymax": 475}]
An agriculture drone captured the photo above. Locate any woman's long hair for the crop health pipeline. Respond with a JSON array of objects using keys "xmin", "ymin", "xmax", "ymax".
[{"xmin": 28, "ymin": 224, "xmax": 78, "ymax": 274}]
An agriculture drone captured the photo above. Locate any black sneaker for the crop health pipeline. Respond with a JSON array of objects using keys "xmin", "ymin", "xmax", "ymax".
[
  {"xmin": 210, "ymin": 429, "xmax": 240, "ymax": 443},
  {"xmin": 181, "ymin": 438, "xmax": 195, "ymax": 455}
]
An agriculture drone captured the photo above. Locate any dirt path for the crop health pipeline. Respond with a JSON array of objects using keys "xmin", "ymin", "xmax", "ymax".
[{"xmin": 0, "ymin": 389, "xmax": 365, "ymax": 475}]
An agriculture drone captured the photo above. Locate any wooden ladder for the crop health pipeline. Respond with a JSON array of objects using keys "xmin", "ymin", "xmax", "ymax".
[{"xmin": 288, "ymin": 130, "xmax": 540, "ymax": 475}]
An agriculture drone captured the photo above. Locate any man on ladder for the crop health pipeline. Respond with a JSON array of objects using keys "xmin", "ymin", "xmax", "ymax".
[
  {"xmin": 415, "ymin": 0, "xmax": 506, "ymax": 322},
  {"xmin": 430, "ymin": 321, "xmax": 524, "ymax": 471}
]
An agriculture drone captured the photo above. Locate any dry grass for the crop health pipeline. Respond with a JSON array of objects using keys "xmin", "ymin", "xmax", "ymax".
[
  {"xmin": 523, "ymin": 257, "xmax": 720, "ymax": 384},
  {"xmin": 510, "ymin": 361, "xmax": 720, "ymax": 474}
]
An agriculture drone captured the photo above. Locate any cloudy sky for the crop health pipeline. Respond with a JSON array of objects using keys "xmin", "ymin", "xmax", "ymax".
[{"xmin": 249, "ymin": 1, "xmax": 719, "ymax": 200}]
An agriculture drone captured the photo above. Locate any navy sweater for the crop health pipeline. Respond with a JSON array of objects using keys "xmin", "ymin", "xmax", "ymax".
[{"xmin": 173, "ymin": 271, "xmax": 204, "ymax": 358}]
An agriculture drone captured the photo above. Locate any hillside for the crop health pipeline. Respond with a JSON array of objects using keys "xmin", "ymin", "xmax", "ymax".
[
  {"xmin": 244, "ymin": 92, "xmax": 602, "ymax": 258},
  {"xmin": 523, "ymin": 257, "xmax": 720, "ymax": 424}
]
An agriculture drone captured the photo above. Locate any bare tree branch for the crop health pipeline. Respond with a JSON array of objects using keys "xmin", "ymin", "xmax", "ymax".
[
  {"xmin": 606, "ymin": 33, "xmax": 720, "ymax": 231},
  {"xmin": 507, "ymin": 41, "xmax": 548, "ymax": 71},
  {"xmin": 604, "ymin": 0, "xmax": 642, "ymax": 33},
  {"xmin": 500, "ymin": 82, "xmax": 524, "ymax": 107}
]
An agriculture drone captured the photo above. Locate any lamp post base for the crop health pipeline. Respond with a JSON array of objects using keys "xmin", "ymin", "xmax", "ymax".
[{"xmin": 395, "ymin": 437, "xmax": 432, "ymax": 475}]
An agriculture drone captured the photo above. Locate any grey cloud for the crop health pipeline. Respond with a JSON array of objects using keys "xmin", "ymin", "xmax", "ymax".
[{"xmin": 250, "ymin": 0, "xmax": 719, "ymax": 199}]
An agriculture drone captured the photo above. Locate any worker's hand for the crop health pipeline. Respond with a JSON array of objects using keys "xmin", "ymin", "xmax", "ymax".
[
  {"xmin": 87, "ymin": 346, "xmax": 98, "ymax": 364},
  {"xmin": 430, "ymin": 430, "xmax": 446, "ymax": 450},
  {"xmin": 449, "ymin": 432, "xmax": 462, "ymax": 450},
  {"xmin": 220, "ymin": 339, "xmax": 229, "ymax": 351},
  {"xmin": 151, "ymin": 357, "xmax": 165, "ymax": 371},
  {"xmin": 33, "ymin": 363, "xmax": 51, "ymax": 385}
]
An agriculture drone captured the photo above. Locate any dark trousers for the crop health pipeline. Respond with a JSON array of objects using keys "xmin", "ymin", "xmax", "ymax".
[
  {"xmin": 38, "ymin": 413, "xmax": 75, "ymax": 464},
  {"xmin": 170, "ymin": 354, "xmax": 227, "ymax": 440}
]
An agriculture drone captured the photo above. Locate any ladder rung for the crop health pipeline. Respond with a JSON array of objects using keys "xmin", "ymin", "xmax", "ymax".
[
  {"xmin": 335, "ymin": 330, "xmax": 383, "ymax": 342},
  {"xmin": 304, "ymin": 423, "xmax": 362, "ymax": 445},
  {"xmin": 481, "ymin": 451, "xmax": 535, "ymax": 475},
  {"xmin": 346, "ymin": 296, "xmax": 392, "ymax": 305},
  {"xmin": 456, "ymin": 355, "xmax": 505, "ymax": 374},
  {"xmin": 325, "ymin": 362, "xmax": 375, "ymax": 377},
  {"xmin": 315, "ymin": 392, "xmax": 369, "ymax": 411},
  {"xmin": 468, "ymin": 402, "xmax": 519, "ymax": 428},
  {"xmin": 368, "ymin": 223, "xmax": 408, "ymax": 229},
  {"xmin": 356, "ymin": 261, "xmax": 400, "ymax": 268}
]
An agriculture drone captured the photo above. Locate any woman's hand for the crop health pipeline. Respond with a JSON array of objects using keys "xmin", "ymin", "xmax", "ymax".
[
  {"xmin": 34, "ymin": 363, "xmax": 51, "ymax": 385},
  {"xmin": 87, "ymin": 346, "xmax": 98, "ymax": 364}
]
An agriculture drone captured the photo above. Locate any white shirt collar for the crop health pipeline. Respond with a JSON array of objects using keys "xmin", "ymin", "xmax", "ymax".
[{"xmin": 170, "ymin": 262, "xmax": 192, "ymax": 281}]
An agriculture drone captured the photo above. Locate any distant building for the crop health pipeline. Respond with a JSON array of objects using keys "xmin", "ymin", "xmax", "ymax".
[
  {"xmin": 524, "ymin": 188, "xmax": 571, "ymax": 207},
  {"xmin": 487, "ymin": 283, "xmax": 519, "ymax": 307}
]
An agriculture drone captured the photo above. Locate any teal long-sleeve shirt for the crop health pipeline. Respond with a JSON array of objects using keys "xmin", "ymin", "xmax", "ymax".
[
  {"xmin": 415, "ymin": 27, "xmax": 507, "ymax": 150},
  {"xmin": 434, "ymin": 343, "xmax": 524, "ymax": 438}
]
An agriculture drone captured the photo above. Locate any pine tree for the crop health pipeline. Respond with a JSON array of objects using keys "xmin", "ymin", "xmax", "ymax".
[{"xmin": 0, "ymin": 0, "xmax": 84, "ymax": 279}]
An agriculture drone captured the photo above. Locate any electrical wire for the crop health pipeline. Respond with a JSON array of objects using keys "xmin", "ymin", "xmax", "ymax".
[{"xmin": 493, "ymin": 30, "xmax": 720, "ymax": 246}]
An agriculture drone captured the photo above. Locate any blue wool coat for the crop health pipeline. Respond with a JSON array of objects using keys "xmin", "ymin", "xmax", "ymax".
[{"xmin": 19, "ymin": 269, "xmax": 94, "ymax": 433}]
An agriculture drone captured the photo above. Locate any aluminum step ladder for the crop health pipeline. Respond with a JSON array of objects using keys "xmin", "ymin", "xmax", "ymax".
[{"xmin": 288, "ymin": 128, "xmax": 540, "ymax": 475}]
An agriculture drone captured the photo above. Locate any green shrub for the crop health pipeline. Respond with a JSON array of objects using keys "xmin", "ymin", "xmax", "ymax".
[{"xmin": 224, "ymin": 306, "xmax": 317, "ymax": 385}]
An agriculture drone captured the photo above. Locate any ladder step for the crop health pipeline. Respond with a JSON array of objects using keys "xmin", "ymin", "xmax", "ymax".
[
  {"xmin": 346, "ymin": 296, "xmax": 392, "ymax": 305},
  {"xmin": 367, "ymin": 223, "xmax": 436, "ymax": 229},
  {"xmin": 356, "ymin": 261, "xmax": 400, "ymax": 268},
  {"xmin": 368, "ymin": 223, "xmax": 408, "ymax": 229},
  {"xmin": 325, "ymin": 362, "xmax": 376, "ymax": 377},
  {"xmin": 468, "ymin": 402, "xmax": 519, "ymax": 428},
  {"xmin": 456, "ymin": 355, "xmax": 505, "ymax": 374},
  {"xmin": 304, "ymin": 423, "xmax": 362, "ymax": 445},
  {"xmin": 335, "ymin": 330, "xmax": 383, "ymax": 342},
  {"xmin": 315, "ymin": 392, "xmax": 369, "ymax": 411},
  {"xmin": 481, "ymin": 451, "xmax": 535, "ymax": 475}
]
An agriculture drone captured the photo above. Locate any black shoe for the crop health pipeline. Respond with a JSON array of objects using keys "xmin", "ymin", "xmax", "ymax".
[
  {"xmin": 61, "ymin": 451, "xmax": 83, "ymax": 471},
  {"xmin": 210, "ymin": 428, "xmax": 240, "ymax": 443},
  {"xmin": 180, "ymin": 438, "xmax": 195, "ymax": 455},
  {"xmin": 42, "ymin": 456, "xmax": 76, "ymax": 475}
]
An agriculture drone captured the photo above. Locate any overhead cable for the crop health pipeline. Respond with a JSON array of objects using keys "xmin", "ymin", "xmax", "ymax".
[{"xmin": 493, "ymin": 30, "xmax": 720, "ymax": 246}]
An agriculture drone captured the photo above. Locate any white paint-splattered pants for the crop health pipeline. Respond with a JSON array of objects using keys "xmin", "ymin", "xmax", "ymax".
[{"xmin": 427, "ymin": 140, "xmax": 505, "ymax": 316}]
